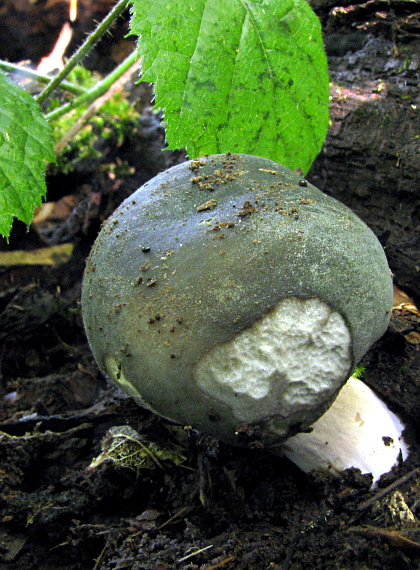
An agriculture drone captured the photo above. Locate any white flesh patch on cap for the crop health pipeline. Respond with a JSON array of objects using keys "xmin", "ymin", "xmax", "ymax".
[
  {"xmin": 194, "ymin": 296, "xmax": 352, "ymax": 424},
  {"xmin": 283, "ymin": 377, "xmax": 409, "ymax": 486}
]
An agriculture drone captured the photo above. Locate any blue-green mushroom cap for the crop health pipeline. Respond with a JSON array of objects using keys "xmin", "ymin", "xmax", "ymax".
[{"xmin": 81, "ymin": 154, "xmax": 393, "ymax": 447}]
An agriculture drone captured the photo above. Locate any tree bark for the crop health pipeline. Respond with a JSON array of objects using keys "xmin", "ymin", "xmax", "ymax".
[{"xmin": 309, "ymin": 0, "xmax": 420, "ymax": 303}]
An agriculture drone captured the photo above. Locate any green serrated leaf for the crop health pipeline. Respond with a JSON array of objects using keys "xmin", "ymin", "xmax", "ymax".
[
  {"xmin": 0, "ymin": 71, "xmax": 55, "ymax": 239},
  {"xmin": 130, "ymin": 0, "xmax": 329, "ymax": 173}
]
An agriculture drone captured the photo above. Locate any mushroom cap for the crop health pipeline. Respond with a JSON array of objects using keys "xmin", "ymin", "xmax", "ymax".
[{"xmin": 81, "ymin": 153, "xmax": 393, "ymax": 446}]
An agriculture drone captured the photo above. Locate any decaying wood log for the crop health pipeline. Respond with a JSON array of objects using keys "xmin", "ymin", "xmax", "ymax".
[{"xmin": 309, "ymin": 0, "xmax": 420, "ymax": 303}]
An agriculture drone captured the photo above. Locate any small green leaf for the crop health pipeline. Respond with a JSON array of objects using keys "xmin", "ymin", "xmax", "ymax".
[
  {"xmin": 352, "ymin": 364, "xmax": 366, "ymax": 379},
  {"xmin": 130, "ymin": 0, "xmax": 329, "ymax": 173},
  {"xmin": 88, "ymin": 426, "xmax": 187, "ymax": 471},
  {"xmin": 0, "ymin": 72, "xmax": 55, "ymax": 239}
]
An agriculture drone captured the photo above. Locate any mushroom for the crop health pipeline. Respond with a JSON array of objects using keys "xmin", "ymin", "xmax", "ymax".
[
  {"xmin": 82, "ymin": 153, "xmax": 399, "ymax": 470},
  {"xmin": 283, "ymin": 376, "xmax": 408, "ymax": 485}
]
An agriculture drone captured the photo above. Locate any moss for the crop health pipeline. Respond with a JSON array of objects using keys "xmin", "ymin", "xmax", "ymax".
[
  {"xmin": 48, "ymin": 66, "xmax": 139, "ymax": 175},
  {"xmin": 352, "ymin": 363, "xmax": 366, "ymax": 379}
]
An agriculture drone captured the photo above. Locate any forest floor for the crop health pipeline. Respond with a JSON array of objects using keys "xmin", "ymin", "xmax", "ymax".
[{"xmin": 0, "ymin": 259, "xmax": 419, "ymax": 570}]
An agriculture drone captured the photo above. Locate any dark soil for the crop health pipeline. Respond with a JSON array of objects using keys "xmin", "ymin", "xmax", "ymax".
[
  {"xmin": 0, "ymin": 290, "xmax": 419, "ymax": 570},
  {"xmin": 0, "ymin": 1, "xmax": 419, "ymax": 569}
]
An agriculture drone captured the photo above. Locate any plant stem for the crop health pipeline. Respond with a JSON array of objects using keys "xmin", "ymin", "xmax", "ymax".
[
  {"xmin": 45, "ymin": 50, "xmax": 139, "ymax": 122},
  {"xmin": 0, "ymin": 60, "xmax": 87, "ymax": 96},
  {"xmin": 36, "ymin": 0, "xmax": 130, "ymax": 105},
  {"xmin": 54, "ymin": 54, "xmax": 139, "ymax": 155}
]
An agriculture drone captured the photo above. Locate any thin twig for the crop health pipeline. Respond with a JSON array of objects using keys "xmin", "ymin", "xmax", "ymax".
[
  {"xmin": 36, "ymin": 0, "xmax": 130, "ymax": 104},
  {"xmin": 45, "ymin": 50, "xmax": 139, "ymax": 123},
  {"xmin": 348, "ymin": 525, "xmax": 420, "ymax": 551},
  {"xmin": 158, "ymin": 506, "xmax": 191, "ymax": 530},
  {"xmin": 357, "ymin": 468, "xmax": 419, "ymax": 512},
  {"xmin": 92, "ymin": 543, "xmax": 107, "ymax": 570},
  {"xmin": 0, "ymin": 60, "xmax": 86, "ymax": 95},
  {"xmin": 178, "ymin": 544, "xmax": 214, "ymax": 563},
  {"xmin": 204, "ymin": 555, "xmax": 237, "ymax": 570},
  {"xmin": 53, "ymin": 57, "xmax": 139, "ymax": 155}
]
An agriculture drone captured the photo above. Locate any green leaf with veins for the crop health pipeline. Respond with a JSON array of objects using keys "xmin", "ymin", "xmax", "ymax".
[
  {"xmin": 89, "ymin": 426, "xmax": 186, "ymax": 471},
  {"xmin": 130, "ymin": 0, "xmax": 329, "ymax": 173},
  {"xmin": 0, "ymin": 71, "xmax": 55, "ymax": 239}
]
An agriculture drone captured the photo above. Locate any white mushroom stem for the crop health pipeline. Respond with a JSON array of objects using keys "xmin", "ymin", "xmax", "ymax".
[{"xmin": 283, "ymin": 377, "xmax": 409, "ymax": 486}]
